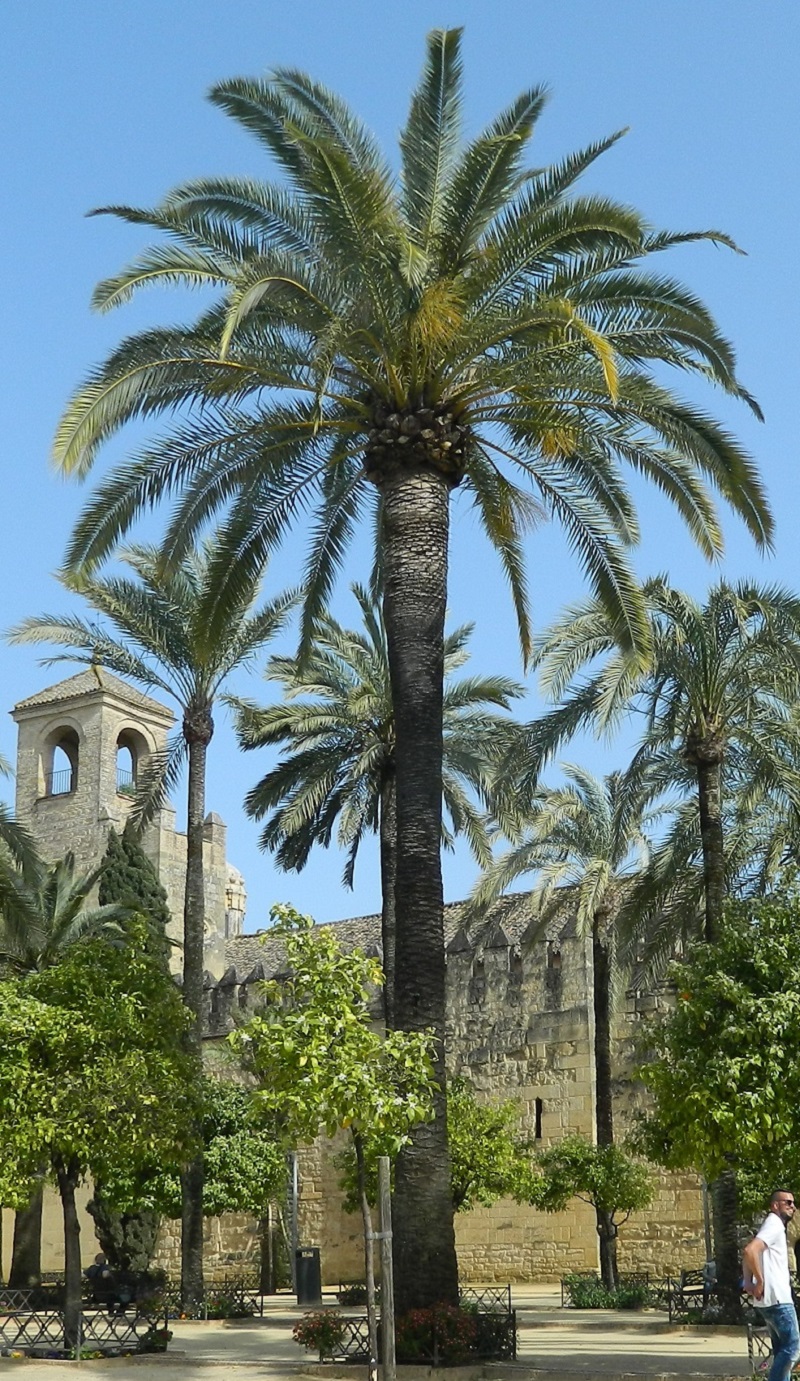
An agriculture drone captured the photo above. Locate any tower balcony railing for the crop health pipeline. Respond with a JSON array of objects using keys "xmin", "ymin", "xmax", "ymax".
[
  {"xmin": 116, "ymin": 767, "xmax": 136, "ymax": 794},
  {"xmin": 45, "ymin": 769, "xmax": 74, "ymax": 796}
]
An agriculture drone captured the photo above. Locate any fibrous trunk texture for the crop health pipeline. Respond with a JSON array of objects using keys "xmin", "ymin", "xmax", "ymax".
[
  {"xmin": 711, "ymin": 1165, "xmax": 741, "ymax": 1320},
  {"xmin": 689, "ymin": 743, "xmax": 725, "ymax": 944},
  {"xmin": 592, "ymin": 910, "xmax": 614, "ymax": 1147},
  {"xmin": 180, "ymin": 715, "xmax": 212, "ymax": 1313},
  {"xmin": 379, "ymin": 771, "xmax": 398, "ymax": 1027},
  {"xmin": 379, "ymin": 464, "xmax": 458, "ymax": 1312}
]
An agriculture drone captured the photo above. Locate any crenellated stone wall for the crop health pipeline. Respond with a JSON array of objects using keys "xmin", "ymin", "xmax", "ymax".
[
  {"xmin": 199, "ymin": 902, "xmax": 706, "ymax": 1284},
  {"xmin": 11, "ymin": 671, "xmax": 707, "ymax": 1285}
]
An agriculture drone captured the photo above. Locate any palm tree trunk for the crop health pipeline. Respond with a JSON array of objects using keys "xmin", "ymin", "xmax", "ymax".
[
  {"xmin": 690, "ymin": 745, "xmax": 738, "ymax": 1308},
  {"xmin": 9, "ymin": 1184, "xmax": 43, "ymax": 1286},
  {"xmin": 55, "ymin": 1157, "xmax": 82, "ymax": 1352},
  {"xmin": 711, "ymin": 1163, "xmax": 741, "ymax": 1320},
  {"xmin": 592, "ymin": 910, "xmax": 614, "ymax": 1147},
  {"xmin": 180, "ymin": 711, "xmax": 212, "ymax": 1314},
  {"xmin": 379, "ymin": 771, "xmax": 397, "ymax": 1028},
  {"xmin": 380, "ymin": 465, "xmax": 458, "ymax": 1314},
  {"xmin": 693, "ymin": 752, "xmax": 725, "ymax": 944}
]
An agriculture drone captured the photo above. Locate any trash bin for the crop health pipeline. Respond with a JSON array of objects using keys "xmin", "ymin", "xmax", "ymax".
[{"xmin": 296, "ymin": 1246, "xmax": 322, "ymax": 1305}]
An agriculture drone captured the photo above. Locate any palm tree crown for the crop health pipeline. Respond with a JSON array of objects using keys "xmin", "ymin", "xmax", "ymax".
[
  {"xmin": 470, "ymin": 764, "xmax": 655, "ymax": 1148},
  {"xmin": 233, "ymin": 584, "xmax": 521, "ymax": 876},
  {"xmin": 230, "ymin": 584, "xmax": 522, "ymax": 1017},
  {"xmin": 0, "ymin": 849, "xmax": 131, "ymax": 976},
  {"xmin": 57, "ymin": 32, "xmax": 768, "ymax": 655},
  {"xmin": 516, "ymin": 578, "xmax": 800, "ymax": 941}
]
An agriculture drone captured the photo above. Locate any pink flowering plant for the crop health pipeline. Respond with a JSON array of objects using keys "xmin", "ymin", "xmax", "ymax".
[{"xmin": 293, "ymin": 1310, "xmax": 347, "ymax": 1359}]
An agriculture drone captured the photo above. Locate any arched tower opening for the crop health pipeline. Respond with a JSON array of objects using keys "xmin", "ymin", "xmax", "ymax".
[
  {"xmin": 116, "ymin": 727, "xmax": 148, "ymax": 795},
  {"xmin": 43, "ymin": 727, "xmax": 80, "ymax": 797}
]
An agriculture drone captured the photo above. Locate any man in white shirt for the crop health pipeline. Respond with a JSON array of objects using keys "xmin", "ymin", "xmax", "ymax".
[{"xmin": 742, "ymin": 1190, "xmax": 799, "ymax": 1381}]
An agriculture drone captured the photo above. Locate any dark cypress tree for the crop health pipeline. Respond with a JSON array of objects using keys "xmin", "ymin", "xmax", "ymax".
[
  {"xmin": 99, "ymin": 824, "xmax": 172, "ymax": 948},
  {"xmin": 89, "ymin": 824, "xmax": 175, "ymax": 1274}
]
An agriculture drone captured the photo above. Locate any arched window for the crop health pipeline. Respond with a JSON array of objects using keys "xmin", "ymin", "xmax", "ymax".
[
  {"xmin": 116, "ymin": 729, "xmax": 147, "ymax": 794},
  {"xmin": 116, "ymin": 742, "xmax": 135, "ymax": 793},
  {"xmin": 44, "ymin": 729, "xmax": 79, "ymax": 796}
]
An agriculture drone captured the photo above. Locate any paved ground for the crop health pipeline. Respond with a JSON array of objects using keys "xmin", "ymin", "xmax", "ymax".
[{"xmin": 0, "ymin": 1285, "xmax": 757, "ymax": 1380}]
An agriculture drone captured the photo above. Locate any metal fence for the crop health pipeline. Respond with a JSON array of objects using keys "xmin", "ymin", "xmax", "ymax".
[
  {"xmin": 161, "ymin": 1270, "xmax": 265, "ymax": 1319},
  {"xmin": 460, "ymin": 1283, "xmax": 513, "ymax": 1313},
  {"xmin": 314, "ymin": 1286, "xmax": 517, "ymax": 1366},
  {"xmin": 0, "ymin": 1291, "xmax": 168, "ymax": 1359}
]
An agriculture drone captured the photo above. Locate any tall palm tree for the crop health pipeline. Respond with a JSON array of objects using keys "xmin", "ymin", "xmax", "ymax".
[
  {"xmin": 9, "ymin": 542, "xmax": 294, "ymax": 1310},
  {"xmin": 0, "ymin": 843, "xmax": 132, "ymax": 1286},
  {"xmin": 520, "ymin": 579, "xmax": 800, "ymax": 943},
  {"xmin": 52, "ymin": 32, "xmax": 769, "ymax": 1307},
  {"xmin": 230, "ymin": 584, "xmax": 522, "ymax": 1023},
  {"xmin": 510, "ymin": 578, "xmax": 800, "ymax": 1311},
  {"xmin": 470, "ymin": 767, "xmax": 654, "ymax": 1156}
]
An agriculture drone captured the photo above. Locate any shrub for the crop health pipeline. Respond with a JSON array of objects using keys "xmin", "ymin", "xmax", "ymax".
[
  {"xmin": 396, "ymin": 1305, "xmax": 479, "ymax": 1365},
  {"xmin": 292, "ymin": 1310, "xmax": 346, "ymax": 1358},
  {"xmin": 564, "ymin": 1273, "xmax": 651, "ymax": 1310},
  {"xmin": 564, "ymin": 1274, "xmax": 615, "ymax": 1308},
  {"xmin": 137, "ymin": 1326, "xmax": 173, "ymax": 1353},
  {"xmin": 614, "ymin": 1282, "xmax": 651, "ymax": 1310},
  {"xmin": 205, "ymin": 1289, "xmax": 254, "ymax": 1319}
]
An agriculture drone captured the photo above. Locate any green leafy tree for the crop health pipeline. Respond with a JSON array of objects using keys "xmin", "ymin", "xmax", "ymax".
[
  {"xmin": 470, "ymin": 765, "xmax": 657, "ymax": 1147},
  {"xmin": 104, "ymin": 1077, "xmax": 287, "ymax": 1293},
  {"xmin": 336, "ymin": 1074, "xmax": 536, "ymax": 1214},
  {"xmin": 637, "ymin": 890, "xmax": 800, "ymax": 1224},
  {"xmin": 231, "ymin": 586, "xmax": 522, "ymax": 1022},
  {"xmin": 0, "ymin": 843, "xmax": 132, "ymax": 1286},
  {"xmin": 230, "ymin": 905, "xmax": 437, "ymax": 1366},
  {"xmin": 53, "ymin": 31, "xmax": 769, "ymax": 1306},
  {"xmin": 533, "ymin": 1134, "xmax": 652, "ymax": 1289},
  {"xmin": 0, "ymin": 925, "xmax": 196, "ymax": 1347},
  {"xmin": 446, "ymin": 1077, "xmax": 537, "ymax": 1212},
  {"xmin": 149, "ymin": 1077, "xmax": 287, "ymax": 1289},
  {"xmin": 10, "ymin": 540, "xmax": 294, "ymax": 1309}
]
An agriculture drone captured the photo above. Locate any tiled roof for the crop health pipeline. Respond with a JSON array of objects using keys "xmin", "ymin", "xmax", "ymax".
[
  {"xmin": 13, "ymin": 669, "xmax": 174, "ymax": 719},
  {"xmin": 226, "ymin": 891, "xmax": 577, "ymax": 983}
]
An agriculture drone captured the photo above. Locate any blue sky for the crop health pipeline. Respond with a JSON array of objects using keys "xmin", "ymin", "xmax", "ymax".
[{"xmin": 1, "ymin": 1, "xmax": 798, "ymax": 931}]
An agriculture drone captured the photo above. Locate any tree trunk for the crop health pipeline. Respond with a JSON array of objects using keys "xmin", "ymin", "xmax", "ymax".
[
  {"xmin": 355, "ymin": 1134, "xmax": 379, "ymax": 1381},
  {"xmin": 596, "ymin": 1209, "xmax": 618, "ymax": 1290},
  {"xmin": 180, "ymin": 712, "xmax": 212, "ymax": 1314},
  {"xmin": 379, "ymin": 465, "xmax": 458, "ymax": 1313},
  {"xmin": 9, "ymin": 1184, "xmax": 43, "ymax": 1286},
  {"xmin": 55, "ymin": 1158, "xmax": 82, "ymax": 1352},
  {"xmin": 379, "ymin": 771, "xmax": 397, "ymax": 1028},
  {"xmin": 592, "ymin": 910, "xmax": 614, "ymax": 1147},
  {"xmin": 692, "ymin": 750, "xmax": 725, "ymax": 944},
  {"xmin": 259, "ymin": 1204, "xmax": 276, "ymax": 1295},
  {"xmin": 711, "ymin": 1164, "xmax": 741, "ymax": 1320}
]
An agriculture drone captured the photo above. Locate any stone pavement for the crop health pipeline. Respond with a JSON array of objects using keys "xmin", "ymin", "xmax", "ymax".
[{"xmin": 0, "ymin": 1285, "xmax": 755, "ymax": 1381}]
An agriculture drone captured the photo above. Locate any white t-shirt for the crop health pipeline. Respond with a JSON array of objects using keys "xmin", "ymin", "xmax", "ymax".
[{"xmin": 753, "ymin": 1212, "xmax": 792, "ymax": 1307}]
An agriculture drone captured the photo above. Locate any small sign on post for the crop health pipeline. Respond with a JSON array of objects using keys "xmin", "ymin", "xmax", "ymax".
[{"xmin": 378, "ymin": 1156, "xmax": 395, "ymax": 1381}]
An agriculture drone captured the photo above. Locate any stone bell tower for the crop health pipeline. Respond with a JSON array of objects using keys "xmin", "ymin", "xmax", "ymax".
[{"xmin": 11, "ymin": 668, "xmax": 237, "ymax": 973}]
